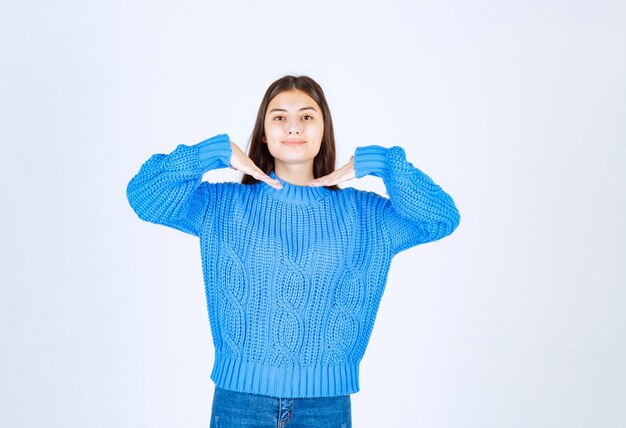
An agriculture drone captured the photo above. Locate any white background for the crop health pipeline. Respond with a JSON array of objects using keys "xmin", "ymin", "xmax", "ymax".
[{"xmin": 1, "ymin": 1, "xmax": 624, "ymax": 427}]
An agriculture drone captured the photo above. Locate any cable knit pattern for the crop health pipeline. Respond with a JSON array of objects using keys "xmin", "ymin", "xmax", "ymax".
[{"xmin": 127, "ymin": 133, "xmax": 460, "ymax": 398}]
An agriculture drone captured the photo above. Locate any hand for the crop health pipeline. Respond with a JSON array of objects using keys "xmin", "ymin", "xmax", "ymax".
[
  {"xmin": 229, "ymin": 141, "xmax": 283, "ymax": 190},
  {"xmin": 307, "ymin": 155, "xmax": 355, "ymax": 187}
]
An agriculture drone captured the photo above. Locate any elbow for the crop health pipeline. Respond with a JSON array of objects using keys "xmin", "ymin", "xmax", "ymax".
[
  {"xmin": 448, "ymin": 207, "xmax": 461, "ymax": 235},
  {"xmin": 442, "ymin": 207, "xmax": 460, "ymax": 239},
  {"xmin": 126, "ymin": 180, "xmax": 153, "ymax": 223},
  {"xmin": 433, "ymin": 208, "xmax": 460, "ymax": 241}
]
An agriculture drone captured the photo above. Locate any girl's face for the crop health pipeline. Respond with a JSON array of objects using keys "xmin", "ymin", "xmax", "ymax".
[{"xmin": 263, "ymin": 89, "xmax": 324, "ymax": 172}]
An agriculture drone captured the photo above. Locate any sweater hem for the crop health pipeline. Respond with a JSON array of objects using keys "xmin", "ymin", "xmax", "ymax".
[{"xmin": 210, "ymin": 352, "xmax": 360, "ymax": 398}]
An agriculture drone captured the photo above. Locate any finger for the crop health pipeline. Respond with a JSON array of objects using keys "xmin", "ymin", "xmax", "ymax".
[
  {"xmin": 261, "ymin": 176, "xmax": 283, "ymax": 190},
  {"xmin": 249, "ymin": 166, "xmax": 282, "ymax": 190},
  {"xmin": 313, "ymin": 164, "xmax": 347, "ymax": 182},
  {"xmin": 309, "ymin": 169, "xmax": 342, "ymax": 185},
  {"xmin": 231, "ymin": 158, "xmax": 282, "ymax": 190},
  {"xmin": 309, "ymin": 171, "xmax": 346, "ymax": 186},
  {"xmin": 309, "ymin": 162, "xmax": 354, "ymax": 186},
  {"xmin": 319, "ymin": 169, "xmax": 355, "ymax": 186}
]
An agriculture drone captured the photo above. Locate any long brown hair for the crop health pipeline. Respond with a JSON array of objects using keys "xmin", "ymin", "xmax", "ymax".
[{"xmin": 240, "ymin": 75, "xmax": 340, "ymax": 191}]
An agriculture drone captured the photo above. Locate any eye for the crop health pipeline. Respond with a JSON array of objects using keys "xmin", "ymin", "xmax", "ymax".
[
  {"xmin": 273, "ymin": 115, "xmax": 285, "ymax": 121},
  {"xmin": 302, "ymin": 115, "xmax": 314, "ymax": 120}
]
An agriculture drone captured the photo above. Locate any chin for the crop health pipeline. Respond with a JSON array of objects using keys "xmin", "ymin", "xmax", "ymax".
[{"xmin": 276, "ymin": 158, "xmax": 314, "ymax": 164}]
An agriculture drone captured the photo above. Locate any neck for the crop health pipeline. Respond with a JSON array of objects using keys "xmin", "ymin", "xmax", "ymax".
[
  {"xmin": 274, "ymin": 162, "xmax": 315, "ymax": 185},
  {"xmin": 266, "ymin": 170, "xmax": 332, "ymax": 205}
]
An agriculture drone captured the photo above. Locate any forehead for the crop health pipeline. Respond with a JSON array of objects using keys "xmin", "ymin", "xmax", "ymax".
[{"xmin": 267, "ymin": 89, "xmax": 321, "ymax": 111}]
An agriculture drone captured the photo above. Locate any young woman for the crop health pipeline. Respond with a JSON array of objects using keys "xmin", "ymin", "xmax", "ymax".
[{"xmin": 127, "ymin": 75, "xmax": 460, "ymax": 427}]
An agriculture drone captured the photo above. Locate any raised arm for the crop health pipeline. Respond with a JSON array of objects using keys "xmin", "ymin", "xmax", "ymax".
[
  {"xmin": 353, "ymin": 145, "xmax": 460, "ymax": 255},
  {"xmin": 126, "ymin": 134, "xmax": 232, "ymax": 237}
]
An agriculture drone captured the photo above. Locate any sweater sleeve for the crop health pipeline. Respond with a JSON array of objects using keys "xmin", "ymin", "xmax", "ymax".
[
  {"xmin": 353, "ymin": 145, "xmax": 460, "ymax": 255},
  {"xmin": 126, "ymin": 134, "xmax": 233, "ymax": 237}
]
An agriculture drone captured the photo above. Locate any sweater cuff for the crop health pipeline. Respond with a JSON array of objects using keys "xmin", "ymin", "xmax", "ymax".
[
  {"xmin": 354, "ymin": 145, "xmax": 389, "ymax": 179},
  {"xmin": 195, "ymin": 134, "xmax": 233, "ymax": 171}
]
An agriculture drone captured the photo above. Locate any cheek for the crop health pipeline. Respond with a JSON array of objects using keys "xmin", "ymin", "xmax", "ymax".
[
  {"xmin": 263, "ymin": 123, "xmax": 276, "ymax": 140},
  {"xmin": 265, "ymin": 119, "xmax": 283, "ymax": 131},
  {"xmin": 313, "ymin": 124, "xmax": 324, "ymax": 140}
]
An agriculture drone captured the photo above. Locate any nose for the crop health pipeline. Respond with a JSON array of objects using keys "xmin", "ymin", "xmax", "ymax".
[{"xmin": 287, "ymin": 119, "xmax": 301, "ymax": 134}]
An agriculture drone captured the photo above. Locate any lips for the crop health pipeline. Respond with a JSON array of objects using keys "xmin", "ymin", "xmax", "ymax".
[{"xmin": 282, "ymin": 139, "xmax": 306, "ymax": 146}]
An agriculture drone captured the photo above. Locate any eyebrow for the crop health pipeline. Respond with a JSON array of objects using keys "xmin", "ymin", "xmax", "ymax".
[{"xmin": 268, "ymin": 106, "xmax": 318, "ymax": 113}]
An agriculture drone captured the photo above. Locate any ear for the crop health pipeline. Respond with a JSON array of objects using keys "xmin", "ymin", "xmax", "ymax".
[{"xmin": 262, "ymin": 136, "xmax": 267, "ymax": 143}]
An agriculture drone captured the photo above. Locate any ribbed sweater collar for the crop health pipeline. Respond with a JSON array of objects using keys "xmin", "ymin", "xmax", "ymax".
[{"xmin": 260, "ymin": 170, "xmax": 333, "ymax": 205}]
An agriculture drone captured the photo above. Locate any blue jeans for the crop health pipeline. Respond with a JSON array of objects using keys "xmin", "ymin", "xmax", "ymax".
[{"xmin": 209, "ymin": 386, "xmax": 352, "ymax": 428}]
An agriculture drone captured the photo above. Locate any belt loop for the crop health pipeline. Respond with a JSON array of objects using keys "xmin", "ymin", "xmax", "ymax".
[{"xmin": 278, "ymin": 397, "xmax": 294, "ymax": 427}]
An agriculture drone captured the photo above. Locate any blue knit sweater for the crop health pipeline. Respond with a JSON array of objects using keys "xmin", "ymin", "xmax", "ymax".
[{"xmin": 127, "ymin": 133, "xmax": 460, "ymax": 398}]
